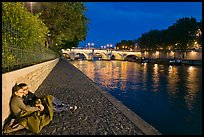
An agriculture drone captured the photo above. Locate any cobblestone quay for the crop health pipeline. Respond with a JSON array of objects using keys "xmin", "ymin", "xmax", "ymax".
[{"xmin": 8, "ymin": 59, "xmax": 161, "ymax": 135}]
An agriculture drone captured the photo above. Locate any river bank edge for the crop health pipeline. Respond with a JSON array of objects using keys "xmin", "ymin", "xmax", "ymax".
[{"xmin": 69, "ymin": 60, "xmax": 161, "ymax": 135}]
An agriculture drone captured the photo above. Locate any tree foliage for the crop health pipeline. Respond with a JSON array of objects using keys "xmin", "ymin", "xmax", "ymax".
[
  {"xmin": 169, "ymin": 17, "xmax": 199, "ymax": 51},
  {"xmin": 29, "ymin": 2, "xmax": 89, "ymax": 50},
  {"xmin": 137, "ymin": 30, "xmax": 165, "ymax": 51},
  {"xmin": 2, "ymin": 2, "xmax": 51, "ymax": 69},
  {"xmin": 196, "ymin": 19, "xmax": 202, "ymax": 45},
  {"xmin": 137, "ymin": 17, "xmax": 202, "ymax": 52},
  {"xmin": 116, "ymin": 40, "xmax": 135, "ymax": 50},
  {"xmin": 2, "ymin": 2, "xmax": 49, "ymax": 49}
]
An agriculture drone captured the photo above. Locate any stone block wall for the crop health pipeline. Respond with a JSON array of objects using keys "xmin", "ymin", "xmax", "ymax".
[{"xmin": 2, "ymin": 59, "xmax": 59, "ymax": 127}]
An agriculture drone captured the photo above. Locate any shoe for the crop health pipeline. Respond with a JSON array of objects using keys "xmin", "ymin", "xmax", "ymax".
[
  {"xmin": 70, "ymin": 106, "xmax": 77, "ymax": 112},
  {"xmin": 3, "ymin": 123, "xmax": 25, "ymax": 134},
  {"xmin": 3, "ymin": 124, "xmax": 13, "ymax": 134}
]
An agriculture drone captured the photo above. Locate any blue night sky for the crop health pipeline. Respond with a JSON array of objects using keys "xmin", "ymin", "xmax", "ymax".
[{"xmin": 79, "ymin": 2, "xmax": 202, "ymax": 48}]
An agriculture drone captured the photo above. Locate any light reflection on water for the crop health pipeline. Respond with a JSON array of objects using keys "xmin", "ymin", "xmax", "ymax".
[{"xmin": 70, "ymin": 60, "xmax": 202, "ymax": 135}]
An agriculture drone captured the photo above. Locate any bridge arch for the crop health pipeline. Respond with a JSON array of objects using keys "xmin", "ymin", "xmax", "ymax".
[
  {"xmin": 94, "ymin": 52, "xmax": 109, "ymax": 60},
  {"xmin": 62, "ymin": 53, "xmax": 70, "ymax": 59},
  {"xmin": 124, "ymin": 54, "xmax": 140, "ymax": 61},
  {"xmin": 111, "ymin": 53, "xmax": 123, "ymax": 60},
  {"xmin": 74, "ymin": 52, "xmax": 89, "ymax": 60}
]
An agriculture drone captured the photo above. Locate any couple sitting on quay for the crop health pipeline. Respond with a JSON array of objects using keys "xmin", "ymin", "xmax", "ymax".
[{"xmin": 3, "ymin": 83, "xmax": 78, "ymax": 134}]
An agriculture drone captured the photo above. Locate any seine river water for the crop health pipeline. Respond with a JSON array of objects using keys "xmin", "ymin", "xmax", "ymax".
[{"xmin": 70, "ymin": 60, "xmax": 202, "ymax": 135}]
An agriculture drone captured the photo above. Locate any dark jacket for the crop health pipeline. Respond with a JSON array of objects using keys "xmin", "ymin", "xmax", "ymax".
[{"xmin": 23, "ymin": 91, "xmax": 38, "ymax": 107}]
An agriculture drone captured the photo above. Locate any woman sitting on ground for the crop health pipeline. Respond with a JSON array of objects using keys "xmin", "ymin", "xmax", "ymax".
[
  {"xmin": 3, "ymin": 83, "xmax": 77, "ymax": 134},
  {"xmin": 3, "ymin": 84, "xmax": 53, "ymax": 134}
]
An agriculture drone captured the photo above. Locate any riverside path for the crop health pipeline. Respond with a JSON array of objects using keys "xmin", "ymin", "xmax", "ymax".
[{"xmin": 7, "ymin": 59, "xmax": 161, "ymax": 135}]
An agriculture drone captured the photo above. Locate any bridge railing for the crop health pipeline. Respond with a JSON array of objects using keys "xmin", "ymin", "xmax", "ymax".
[{"xmin": 68, "ymin": 48, "xmax": 141, "ymax": 52}]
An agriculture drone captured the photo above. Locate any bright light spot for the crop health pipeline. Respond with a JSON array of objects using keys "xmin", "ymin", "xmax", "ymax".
[
  {"xmin": 189, "ymin": 66, "xmax": 193, "ymax": 70},
  {"xmin": 144, "ymin": 62, "xmax": 147, "ymax": 65}
]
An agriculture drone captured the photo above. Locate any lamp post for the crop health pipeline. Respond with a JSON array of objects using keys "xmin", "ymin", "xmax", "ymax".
[
  {"xmin": 87, "ymin": 43, "xmax": 90, "ymax": 49},
  {"xmin": 91, "ymin": 43, "xmax": 94, "ymax": 49},
  {"xmin": 30, "ymin": 2, "xmax": 33, "ymax": 13}
]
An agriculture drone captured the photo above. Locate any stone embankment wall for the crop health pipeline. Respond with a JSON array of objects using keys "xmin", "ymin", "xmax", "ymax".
[
  {"xmin": 2, "ymin": 59, "xmax": 59, "ymax": 127},
  {"xmin": 142, "ymin": 49, "xmax": 202, "ymax": 60}
]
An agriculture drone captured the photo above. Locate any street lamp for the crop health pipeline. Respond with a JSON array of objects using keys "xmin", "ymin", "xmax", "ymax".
[
  {"xmin": 107, "ymin": 44, "xmax": 110, "ymax": 51},
  {"xmin": 91, "ymin": 43, "xmax": 94, "ymax": 49},
  {"xmin": 30, "ymin": 2, "xmax": 33, "ymax": 13},
  {"xmin": 88, "ymin": 43, "xmax": 90, "ymax": 49}
]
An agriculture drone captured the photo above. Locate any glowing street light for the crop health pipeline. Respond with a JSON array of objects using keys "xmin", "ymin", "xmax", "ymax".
[
  {"xmin": 87, "ymin": 43, "xmax": 91, "ymax": 49},
  {"xmin": 91, "ymin": 43, "xmax": 94, "ymax": 49},
  {"xmin": 156, "ymin": 51, "xmax": 160, "ymax": 58}
]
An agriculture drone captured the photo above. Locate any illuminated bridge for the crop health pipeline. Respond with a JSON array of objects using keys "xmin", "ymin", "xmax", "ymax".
[{"xmin": 61, "ymin": 48, "xmax": 141, "ymax": 61}]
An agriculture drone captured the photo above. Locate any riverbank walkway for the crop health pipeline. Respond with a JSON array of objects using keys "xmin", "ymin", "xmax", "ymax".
[{"xmin": 7, "ymin": 59, "xmax": 161, "ymax": 135}]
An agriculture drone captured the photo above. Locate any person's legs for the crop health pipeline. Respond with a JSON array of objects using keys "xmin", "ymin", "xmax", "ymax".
[
  {"xmin": 52, "ymin": 97, "xmax": 68, "ymax": 106},
  {"xmin": 52, "ymin": 97, "xmax": 69, "ymax": 112},
  {"xmin": 52, "ymin": 103, "xmax": 69, "ymax": 112},
  {"xmin": 3, "ymin": 123, "xmax": 25, "ymax": 134},
  {"xmin": 52, "ymin": 97, "xmax": 77, "ymax": 113}
]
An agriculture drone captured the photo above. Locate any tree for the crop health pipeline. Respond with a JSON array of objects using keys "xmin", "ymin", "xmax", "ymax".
[
  {"xmin": 196, "ymin": 20, "xmax": 202, "ymax": 46},
  {"xmin": 169, "ymin": 17, "xmax": 198, "ymax": 51},
  {"xmin": 2, "ymin": 2, "xmax": 49, "ymax": 49},
  {"xmin": 2, "ymin": 2, "xmax": 50, "ymax": 69},
  {"xmin": 116, "ymin": 40, "xmax": 135, "ymax": 50},
  {"xmin": 137, "ymin": 17, "xmax": 201, "ymax": 52},
  {"xmin": 26, "ymin": 2, "xmax": 89, "ymax": 51},
  {"xmin": 137, "ymin": 30, "xmax": 163, "ymax": 51}
]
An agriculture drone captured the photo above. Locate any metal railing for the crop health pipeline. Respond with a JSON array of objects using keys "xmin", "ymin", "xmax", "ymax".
[{"xmin": 2, "ymin": 21, "xmax": 58, "ymax": 73}]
